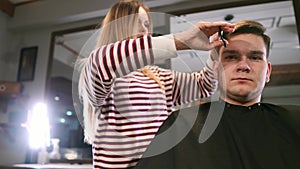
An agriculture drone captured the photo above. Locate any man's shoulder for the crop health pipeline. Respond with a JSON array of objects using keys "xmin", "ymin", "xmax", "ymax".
[
  {"xmin": 262, "ymin": 102, "xmax": 300, "ymax": 115},
  {"xmin": 262, "ymin": 102, "xmax": 300, "ymax": 109},
  {"xmin": 262, "ymin": 102, "xmax": 300, "ymax": 132}
]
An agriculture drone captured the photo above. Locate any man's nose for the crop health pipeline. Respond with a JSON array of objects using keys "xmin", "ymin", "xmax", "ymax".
[{"xmin": 236, "ymin": 58, "xmax": 251, "ymax": 72}]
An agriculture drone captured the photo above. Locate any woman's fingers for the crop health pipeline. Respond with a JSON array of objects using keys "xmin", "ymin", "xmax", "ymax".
[
  {"xmin": 174, "ymin": 21, "xmax": 235, "ymax": 51},
  {"xmin": 196, "ymin": 21, "xmax": 235, "ymax": 36},
  {"xmin": 210, "ymin": 39, "xmax": 229, "ymax": 49}
]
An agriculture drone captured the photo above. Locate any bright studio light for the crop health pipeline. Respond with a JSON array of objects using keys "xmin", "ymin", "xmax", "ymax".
[{"xmin": 27, "ymin": 102, "xmax": 50, "ymax": 149}]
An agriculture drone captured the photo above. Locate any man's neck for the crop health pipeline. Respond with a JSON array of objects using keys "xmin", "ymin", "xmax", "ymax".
[{"xmin": 220, "ymin": 96, "xmax": 261, "ymax": 107}]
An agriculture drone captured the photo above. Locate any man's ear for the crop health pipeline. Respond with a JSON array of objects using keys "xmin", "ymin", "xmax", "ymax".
[
  {"xmin": 265, "ymin": 61, "xmax": 272, "ymax": 83},
  {"xmin": 213, "ymin": 60, "xmax": 219, "ymax": 80}
]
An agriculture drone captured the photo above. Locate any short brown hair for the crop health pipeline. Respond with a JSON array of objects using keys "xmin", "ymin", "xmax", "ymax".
[{"xmin": 222, "ymin": 20, "xmax": 271, "ymax": 58}]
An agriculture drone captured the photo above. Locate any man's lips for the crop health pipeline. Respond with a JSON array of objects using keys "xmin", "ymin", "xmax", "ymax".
[{"xmin": 232, "ymin": 77, "xmax": 252, "ymax": 81}]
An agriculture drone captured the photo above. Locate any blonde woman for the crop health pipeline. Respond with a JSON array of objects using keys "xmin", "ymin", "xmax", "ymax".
[{"xmin": 78, "ymin": 0, "xmax": 235, "ymax": 168}]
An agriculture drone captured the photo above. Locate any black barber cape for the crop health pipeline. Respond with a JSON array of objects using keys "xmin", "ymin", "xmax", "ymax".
[{"xmin": 135, "ymin": 101, "xmax": 300, "ymax": 169}]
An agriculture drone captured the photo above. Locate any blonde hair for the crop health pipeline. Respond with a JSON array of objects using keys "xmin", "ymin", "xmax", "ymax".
[
  {"xmin": 96, "ymin": 0, "xmax": 152, "ymax": 47},
  {"xmin": 78, "ymin": 62, "xmax": 95, "ymax": 144},
  {"xmin": 79, "ymin": 0, "xmax": 163, "ymax": 144}
]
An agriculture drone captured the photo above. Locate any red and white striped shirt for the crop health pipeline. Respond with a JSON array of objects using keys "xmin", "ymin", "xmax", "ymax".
[{"xmin": 83, "ymin": 35, "xmax": 217, "ymax": 168}]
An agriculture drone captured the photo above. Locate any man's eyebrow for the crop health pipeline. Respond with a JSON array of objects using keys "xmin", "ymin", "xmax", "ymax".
[
  {"xmin": 222, "ymin": 50, "xmax": 264, "ymax": 55},
  {"xmin": 249, "ymin": 51, "xmax": 264, "ymax": 55},
  {"xmin": 221, "ymin": 50, "xmax": 239, "ymax": 54}
]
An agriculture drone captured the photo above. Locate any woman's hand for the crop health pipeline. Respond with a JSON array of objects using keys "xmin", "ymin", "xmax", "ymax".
[{"xmin": 174, "ymin": 21, "xmax": 235, "ymax": 51}]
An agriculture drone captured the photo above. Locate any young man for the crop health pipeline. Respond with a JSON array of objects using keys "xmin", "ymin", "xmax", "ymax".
[{"xmin": 135, "ymin": 20, "xmax": 300, "ymax": 169}]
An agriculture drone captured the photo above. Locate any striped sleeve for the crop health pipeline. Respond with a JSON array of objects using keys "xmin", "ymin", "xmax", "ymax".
[
  {"xmin": 172, "ymin": 56, "xmax": 217, "ymax": 106},
  {"xmin": 83, "ymin": 35, "xmax": 177, "ymax": 107}
]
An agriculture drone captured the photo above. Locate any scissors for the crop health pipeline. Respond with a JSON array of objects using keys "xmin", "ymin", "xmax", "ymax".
[{"xmin": 218, "ymin": 26, "xmax": 227, "ymax": 48}]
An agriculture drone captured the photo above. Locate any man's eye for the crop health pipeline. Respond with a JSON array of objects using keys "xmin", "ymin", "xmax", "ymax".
[
  {"xmin": 224, "ymin": 55, "xmax": 237, "ymax": 60},
  {"xmin": 249, "ymin": 55, "xmax": 262, "ymax": 61}
]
